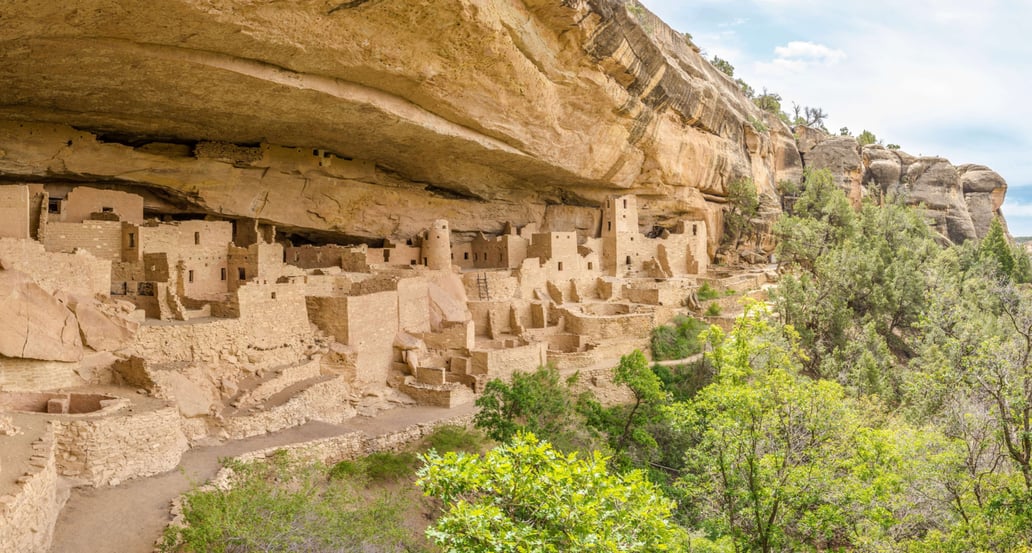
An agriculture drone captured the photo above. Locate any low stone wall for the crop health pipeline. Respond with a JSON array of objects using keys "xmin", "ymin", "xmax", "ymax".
[
  {"xmin": 0, "ymin": 424, "xmax": 60, "ymax": 553},
  {"xmin": 222, "ymin": 376, "xmax": 355, "ymax": 440},
  {"xmin": 561, "ymin": 307, "xmax": 654, "ymax": 341},
  {"xmin": 50, "ymin": 405, "xmax": 188, "ymax": 487},
  {"xmin": 469, "ymin": 342, "xmax": 548, "ymax": 380}
]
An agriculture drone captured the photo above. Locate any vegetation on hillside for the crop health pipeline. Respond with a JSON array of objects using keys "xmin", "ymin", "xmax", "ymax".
[{"xmin": 168, "ymin": 168, "xmax": 1032, "ymax": 552}]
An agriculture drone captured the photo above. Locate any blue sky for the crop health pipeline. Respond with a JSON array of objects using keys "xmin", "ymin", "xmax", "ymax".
[{"xmin": 640, "ymin": 0, "xmax": 1032, "ymax": 235}]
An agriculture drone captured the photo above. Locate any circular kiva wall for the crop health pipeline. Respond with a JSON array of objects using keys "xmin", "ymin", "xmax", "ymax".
[{"xmin": 0, "ymin": 391, "xmax": 124, "ymax": 415}]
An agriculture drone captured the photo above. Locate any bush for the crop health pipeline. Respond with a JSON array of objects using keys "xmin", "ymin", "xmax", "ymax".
[
  {"xmin": 651, "ymin": 316, "xmax": 709, "ymax": 361},
  {"xmin": 328, "ymin": 451, "xmax": 418, "ymax": 482},
  {"xmin": 697, "ymin": 282, "xmax": 720, "ymax": 301},
  {"xmin": 422, "ymin": 425, "xmax": 485, "ymax": 454},
  {"xmin": 163, "ymin": 452, "xmax": 425, "ymax": 553},
  {"xmin": 705, "ymin": 303, "xmax": 723, "ymax": 317}
]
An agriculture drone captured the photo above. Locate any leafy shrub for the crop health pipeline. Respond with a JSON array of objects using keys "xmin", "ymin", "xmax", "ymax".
[
  {"xmin": 163, "ymin": 452, "xmax": 425, "ymax": 553},
  {"xmin": 697, "ymin": 282, "xmax": 720, "ymax": 301},
  {"xmin": 422, "ymin": 424, "xmax": 485, "ymax": 454},
  {"xmin": 328, "ymin": 451, "xmax": 418, "ymax": 483},
  {"xmin": 705, "ymin": 303, "xmax": 723, "ymax": 317},
  {"xmin": 650, "ymin": 316, "xmax": 709, "ymax": 361}
]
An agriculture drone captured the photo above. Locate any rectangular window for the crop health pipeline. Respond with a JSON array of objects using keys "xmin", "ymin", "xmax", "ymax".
[
  {"xmin": 623, "ymin": 199, "xmax": 627, "ymax": 208},
  {"xmin": 692, "ymin": 224, "xmax": 698, "ymax": 236},
  {"xmin": 464, "ymin": 252, "xmax": 469, "ymax": 260},
  {"xmin": 588, "ymin": 262, "xmax": 593, "ymax": 270},
  {"xmin": 187, "ymin": 270, "xmax": 194, "ymax": 283},
  {"xmin": 101, "ymin": 206, "xmax": 114, "ymax": 213},
  {"xmin": 194, "ymin": 231, "xmax": 200, "ymax": 245},
  {"xmin": 558, "ymin": 262, "xmax": 563, "ymax": 271},
  {"xmin": 238, "ymin": 267, "xmax": 246, "ymax": 280},
  {"xmin": 220, "ymin": 268, "xmax": 227, "ymax": 281},
  {"xmin": 127, "ymin": 232, "xmax": 135, "ymax": 248}
]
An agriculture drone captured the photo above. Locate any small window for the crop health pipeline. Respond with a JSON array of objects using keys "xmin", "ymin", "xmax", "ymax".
[
  {"xmin": 626, "ymin": 256, "xmax": 632, "ymax": 265},
  {"xmin": 312, "ymin": 149, "xmax": 319, "ymax": 156},
  {"xmin": 48, "ymin": 198, "xmax": 61, "ymax": 213},
  {"xmin": 607, "ymin": 221, "xmax": 612, "ymax": 231},
  {"xmin": 410, "ymin": 260, "xmax": 416, "ymax": 265},
  {"xmin": 692, "ymin": 224, "xmax": 698, "ymax": 236},
  {"xmin": 101, "ymin": 206, "xmax": 114, "ymax": 213},
  {"xmin": 271, "ymin": 292, "xmax": 277, "ymax": 299},
  {"xmin": 623, "ymin": 199, "xmax": 627, "ymax": 209},
  {"xmin": 423, "ymin": 257, "xmax": 428, "ymax": 266},
  {"xmin": 221, "ymin": 268, "xmax": 227, "ymax": 281},
  {"xmin": 194, "ymin": 231, "xmax": 200, "ymax": 245},
  {"xmin": 499, "ymin": 252, "xmax": 503, "ymax": 261},
  {"xmin": 630, "ymin": 237, "xmax": 634, "ymax": 242},
  {"xmin": 238, "ymin": 267, "xmax": 246, "ymax": 280},
  {"xmin": 464, "ymin": 252, "xmax": 469, "ymax": 260},
  {"xmin": 558, "ymin": 262, "xmax": 563, "ymax": 271},
  {"xmin": 127, "ymin": 232, "xmax": 135, "ymax": 248},
  {"xmin": 383, "ymin": 249, "xmax": 391, "ymax": 262},
  {"xmin": 588, "ymin": 262, "xmax": 593, "ymax": 270},
  {"xmin": 187, "ymin": 270, "xmax": 194, "ymax": 283}
]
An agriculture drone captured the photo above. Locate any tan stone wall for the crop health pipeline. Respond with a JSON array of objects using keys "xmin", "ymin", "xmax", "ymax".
[
  {"xmin": 470, "ymin": 342, "xmax": 548, "ymax": 379},
  {"xmin": 562, "ymin": 308, "xmax": 654, "ymax": 341},
  {"xmin": 0, "ymin": 185, "xmax": 30, "ymax": 239},
  {"xmin": 0, "ymin": 423, "xmax": 60, "ymax": 553},
  {"xmin": 57, "ymin": 187, "xmax": 143, "ymax": 225},
  {"xmin": 463, "ymin": 270, "xmax": 519, "ymax": 302},
  {"xmin": 366, "ymin": 244, "xmax": 421, "ymax": 267},
  {"xmin": 0, "ymin": 358, "xmax": 85, "ymax": 391},
  {"xmin": 307, "ymin": 291, "xmax": 398, "ymax": 388},
  {"xmin": 43, "ymin": 220, "xmax": 123, "ymax": 261},
  {"xmin": 51, "ymin": 405, "xmax": 188, "ymax": 487},
  {"xmin": 284, "ymin": 244, "xmax": 349, "ymax": 269},
  {"xmin": 221, "ymin": 376, "xmax": 354, "ymax": 440},
  {"xmin": 141, "ymin": 220, "xmax": 233, "ymax": 299},
  {"xmin": 0, "ymin": 238, "xmax": 110, "ymax": 297},
  {"xmin": 396, "ymin": 277, "xmax": 431, "ymax": 334},
  {"xmin": 419, "ymin": 320, "xmax": 474, "ymax": 351}
]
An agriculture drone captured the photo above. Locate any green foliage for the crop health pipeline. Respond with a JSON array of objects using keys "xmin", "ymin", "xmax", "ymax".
[
  {"xmin": 747, "ymin": 115, "xmax": 768, "ymax": 132},
  {"xmin": 753, "ymin": 89, "xmax": 782, "ymax": 114},
  {"xmin": 473, "ymin": 365, "xmax": 596, "ymax": 451},
  {"xmin": 857, "ymin": 129, "xmax": 877, "ymax": 146},
  {"xmin": 886, "ymin": 143, "xmax": 901, "ymax": 150},
  {"xmin": 735, "ymin": 78, "xmax": 754, "ymax": 98},
  {"xmin": 417, "ymin": 433, "xmax": 688, "ymax": 552},
  {"xmin": 328, "ymin": 451, "xmax": 418, "ymax": 482},
  {"xmin": 163, "ymin": 452, "xmax": 425, "ymax": 553},
  {"xmin": 422, "ymin": 424, "xmax": 485, "ymax": 454},
  {"xmin": 697, "ymin": 282, "xmax": 720, "ymax": 301},
  {"xmin": 723, "ymin": 178, "xmax": 760, "ymax": 248},
  {"xmin": 704, "ymin": 303, "xmax": 722, "ymax": 317},
  {"xmin": 979, "ymin": 216, "xmax": 1017, "ymax": 278},
  {"xmin": 710, "ymin": 55, "xmax": 734, "ymax": 77},
  {"xmin": 839, "ymin": 126, "xmax": 850, "ymax": 136},
  {"xmin": 651, "ymin": 315, "xmax": 709, "ymax": 361}
]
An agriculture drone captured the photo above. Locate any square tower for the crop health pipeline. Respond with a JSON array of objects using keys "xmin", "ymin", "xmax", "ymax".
[{"xmin": 600, "ymin": 194, "xmax": 640, "ymax": 275}]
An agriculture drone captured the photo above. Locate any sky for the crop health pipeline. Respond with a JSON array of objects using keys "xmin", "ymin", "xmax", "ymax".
[{"xmin": 639, "ymin": 0, "xmax": 1032, "ymax": 235}]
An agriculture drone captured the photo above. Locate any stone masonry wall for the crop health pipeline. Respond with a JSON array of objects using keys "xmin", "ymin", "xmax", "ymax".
[
  {"xmin": 57, "ymin": 187, "xmax": 143, "ymax": 226},
  {"xmin": 43, "ymin": 220, "xmax": 123, "ymax": 261},
  {"xmin": 0, "ymin": 184, "xmax": 30, "ymax": 239},
  {"xmin": 0, "ymin": 238, "xmax": 110, "ymax": 296},
  {"xmin": 0, "ymin": 424, "xmax": 60, "ymax": 553},
  {"xmin": 50, "ymin": 405, "xmax": 188, "ymax": 487}
]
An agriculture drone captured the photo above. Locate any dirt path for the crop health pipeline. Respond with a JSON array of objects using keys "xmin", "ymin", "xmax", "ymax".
[{"xmin": 48, "ymin": 404, "xmax": 478, "ymax": 553}]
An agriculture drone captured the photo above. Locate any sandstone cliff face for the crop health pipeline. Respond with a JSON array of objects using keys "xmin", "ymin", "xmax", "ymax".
[
  {"xmin": 0, "ymin": 0, "xmax": 796, "ymax": 253},
  {"xmin": 798, "ymin": 128, "xmax": 1007, "ymax": 243}
]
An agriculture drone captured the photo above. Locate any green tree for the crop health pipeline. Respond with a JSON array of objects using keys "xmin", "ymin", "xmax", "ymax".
[
  {"xmin": 979, "ymin": 216, "xmax": 1016, "ymax": 278},
  {"xmin": 723, "ymin": 178, "xmax": 759, "ymax": 248},
  {"xmin": 472, "ymin": 365, "xmax": 594, "ymax": 451},
  {"xmin": 417, "ymin": 433, "xmax": 688, "ymax": 552},
  {"xmin": 857, "ymin": 129, "xmax": 877, "ymax": 146},
  {"xmin": 711, "ymin": 56, "xmax": 735, "ymax": 77}
]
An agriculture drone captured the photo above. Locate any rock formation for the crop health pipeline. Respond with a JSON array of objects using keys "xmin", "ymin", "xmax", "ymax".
[
  {"xmin": 798, "ymin": 127, "xmax": 1008, "ymax": 243},
  {"xmin": 0, "ymin": 0, "xmax": 803, "ymax": 255}
]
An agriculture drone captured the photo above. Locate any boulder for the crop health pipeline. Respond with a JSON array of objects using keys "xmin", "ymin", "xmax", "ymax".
[{"xmin": 0, "ymin": 270, "xmax": 83, "ymax": 362}]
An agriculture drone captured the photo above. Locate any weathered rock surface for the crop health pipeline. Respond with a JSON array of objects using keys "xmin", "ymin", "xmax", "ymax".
[
  {"xmin": 62, "ymin": 295, "xmax": 140, "ymax": 353},
  {"xmin": 0, "ymin": 0, "xmax": 800, "ymax": 252},
  {"xmin": 800, "ymin": 128, "xmax": 1006, "ymax": 243},
  {"xmin": 0, "ymin": 270, "xmax": 83, "ymax": 362}
]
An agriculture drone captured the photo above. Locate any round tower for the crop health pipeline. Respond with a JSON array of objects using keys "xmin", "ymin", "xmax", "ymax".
[{"xmin": 422, "ymin": 219, "xmax": 452, "ymax": 270}]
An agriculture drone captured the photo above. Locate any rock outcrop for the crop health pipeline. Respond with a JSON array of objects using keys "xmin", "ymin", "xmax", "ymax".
[
  {"xmin": 0, "ymin": 270, "xmax": 83, "ymax": 362},
  {"xmin": 798, "ymin": 128, "xmax": 1006, "ymax": 243},
  {"xmin": 0, "ymin": 0, "xmax": 800, "ymax": 254}
]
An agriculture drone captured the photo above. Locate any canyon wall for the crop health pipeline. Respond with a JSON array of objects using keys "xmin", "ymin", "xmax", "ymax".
[{"xmin": 0, "ymin": 0, "xmax": 1005, "ymax": 248}]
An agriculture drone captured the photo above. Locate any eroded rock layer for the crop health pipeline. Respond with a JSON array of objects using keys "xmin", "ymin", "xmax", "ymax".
[{"xmin": 0, "ymin": 0, "xmax": 798, "ymax": 252}]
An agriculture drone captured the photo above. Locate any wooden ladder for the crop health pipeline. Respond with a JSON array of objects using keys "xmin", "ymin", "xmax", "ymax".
[{"xmin": 476, "ymin": 273, "xmax": 489, "ymax": 300}]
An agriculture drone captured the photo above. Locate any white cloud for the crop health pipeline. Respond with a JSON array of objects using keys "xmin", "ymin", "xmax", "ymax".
[
  {"xmin": 772, "ymin": 41, "xmax": 846, "ymax": 64},
  {"xmin": 1001, "ymin": 201, "xmax": 1032, "ymax": 218}
]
